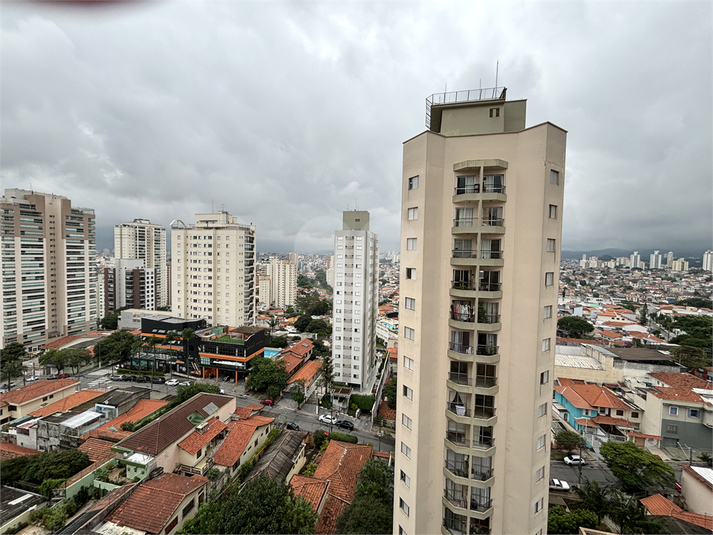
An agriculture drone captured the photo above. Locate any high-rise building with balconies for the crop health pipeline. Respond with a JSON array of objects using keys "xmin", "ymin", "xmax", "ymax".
[
  {"xmin": 170, "ymin": 212, "xmax": 256, "ymax": 327},
  {"xmin": 394, "ymin": 88, "xmax": 566, "ymax": 535},
  {"xmin": 649, "ymin": 250, "xmax": 663, "ymax": 270},
  {"xmin": 332, "ymin": 211, "xmax": 379, "ymax": 391},
  {"xmin": 114, "ymin": 219, "xmax": 168, "ymax": 308},
  {"xmin": 1, "ymin": 189, "xmax": 97, "ymax": 349}
]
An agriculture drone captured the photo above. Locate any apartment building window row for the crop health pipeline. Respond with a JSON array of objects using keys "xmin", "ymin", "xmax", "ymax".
[
  {"xmin": 400, "ymin": 470, "xmax": 410, "ymax": 487},
  {"xmin": 538, "ymin": 402, "xmax": 548, "ymax": 417},
  {"xmin": 550, "ymin": 169, "xmax": 560, "ymax": 185},
  {"xmin": 548, "ymin": 205, "xmax": 558, "ymax": 219},
  {"xmin": 545, "ymin": 272, "xmax": 554, "ymax": 286},
  {"xmin": 542, "ymin": 338, "xmax": 551, "ymax": 352},
  {"xmin": 547, "ymin": 238, "xmax": 556, "ymax": 252},
  {"xmin": 540, "ymin": 370, "xmax": 549, "ymax": 384},
  {"xmin": 534, "ymin": 497, "xmax": 544, "ymax": 514},
  {"xmin": 406, "ymin": 268, "xmax": 416, "ymax": 280},
  {"xmin": 537, "ymin": 435, "xmax": 546, "ymax": 450}
]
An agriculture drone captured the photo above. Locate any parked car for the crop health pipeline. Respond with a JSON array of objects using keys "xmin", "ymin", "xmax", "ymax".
[
  {"xmin": 285, "ymin": 422, "xmax": 300, "ymax": 431},
  {"xmin": 335, "ymin": 419, "xmax": 354, "ymax": 431},
  {"xmin": 136, "ymin": 375, "xmax": 151, "ymax": 383},
  {"xmin": 56, "ymin": 373, "xmax": 70, "ymax": 379},
  {"xmin": 177, "ymin": 381, "xmax": 192, "ymax": 387},
  {"xmin": 549, "ymin": 478, "xmax": 571, "ymax": 491},
  {"xmin": 319, "ymin": 414, "xmax": 336, "ymax": 424},
  {"xmin": 260, "ymin": 398, "xmax": 274, "ymax": 406},
  {"xmin": 110, "ymin": 375, "xmax": 125, "ymax": 381},
  {"xmin": 25, "ymin": 375, "xmax": 39, "ymax": 382},
  {"xmin": 151, "ymin": 376, "xmax": 166, "ymax": 384},
  {"xmin": 564, "ymin": 455, "xmax": 586, "ymax": 466},
  {"xmin": 165, "ymin": 379, "xmax": 179, "ymax": 386}
]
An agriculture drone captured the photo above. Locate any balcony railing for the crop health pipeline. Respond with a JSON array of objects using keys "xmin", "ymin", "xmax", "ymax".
[
  {"xmin": 476, "ymin": 345, "xmax": 499, "ymax": 356},
  {"xmin": 451, "ymin": 311, "xmax": 475, "ymax": 322},
  {"xmin": 472, "ymin": 406, "xmax": 496, "ymax": 419},
  {"xmin": 447, "ymin": 403, "xmax": 471, "ymax": 417},
  {"xmin": 475, "ymin": 376, "xmax": 497, "ymax": 388},
  {"xmin": 482, "ymin": 184, "xmax": 505, "ymax": 194},
  {"xmin": 482, "ymin": 218, "xmax": 504, "ymax": 227},
  {"xmin": 472, "ymin": 437, "xmax": 494, "ymax": 450},
  {"xmin": 478, "ymin": 314, "xmax": 500, "ymax": 324},
  {"xmin": 446, "ymin": 431, "xmax": 470, "ymax": 447},
  {"xmin": 443, "ymin": 513, "xmax": 468, "ymax": 535},
  {"xmin": 480, "ymin": 250, "xmax": 503, "ymax": 260},
  {"xmin": 444, "ymin": 490, "xmax": 468, "ymax": 509},
  {"xmin": 454, "ymin": 218, "xmax": 477, "ymax": 227},
  {"xmin": 451, "ymin": 280, "xmax": 502, "ymax": 292},
  {"xmin": 470, "ymin": 498, "xmax": 493, "ymax": 512},
  {"xmin": 471, "ymin": 468, "xmax": 494, "ymax": 481},
  {"xmin": 445, "ymin": 460, "xmax": 470, "ymax": 479},
  {"xmin": 449, "ymin": 342, "xmax": 474, "ymax": 355},
  {"xmin": 449, "ymin": 372, "xmax": 471, "ymax": 385},
  {"xmin": 454, "ymin": 185, "xmax": 480, "ymax": 195},
  {"xmin": 453, "ymin": 250, "xmax": 478, "ymax": 259}
]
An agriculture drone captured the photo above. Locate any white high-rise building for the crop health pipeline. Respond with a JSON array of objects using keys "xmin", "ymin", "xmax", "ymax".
[
  {"xmin": 100, "ymin": 259, "xmax": 156, "ymax": 316},
  {"xmin": 666, "ymin": 251, "xmax": 674, "ymax": 266},
  {"xmin": 332, "ymin": 211, "xmax": 379, "ymax": 391},
  {"xmin": 1, "ymin": 189, "xmax": 97, "ymax": 348},
  {"xmin": 630, "ymin": 251, "xmax": 641, "ymax": 269},
  {"xmin": 114, "ymin": 219, "xmax": 168, "ymax": 308},
  {"xmin": 649, "ymin": 250, "xmax": 663, "ymax": 270},
  {"xmin": 394, "ymin": 88, "xmax": 565, "ymax": 535},
  {"xmin": 171, "ymin": 212, "xmax": 256, "ymax": 326},
  {"xmin": 702, "ymin": 250, "xmax": 713, "ymax": 272},
  {"xmin": 261, "ymin": 256, "xmax": 297, "ymax": 309}
]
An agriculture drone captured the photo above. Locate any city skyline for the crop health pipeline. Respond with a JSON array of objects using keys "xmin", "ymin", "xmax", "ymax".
[{"xmin": 1, "ymin": 2, "xmax": 710, "ymax": 255}]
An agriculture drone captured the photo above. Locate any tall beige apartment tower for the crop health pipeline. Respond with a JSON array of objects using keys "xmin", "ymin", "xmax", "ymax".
[
  {"xmin": 394, "ymin": 88, "xmax": 566, "ymax": 535},
  {"xmin": 114, "ymin": 219, "xmax": 168, "ymax": 308},
  {"xmin": 1, "ymin": 189, "xmax": 97, "ymax": 349},
  {"xmin": 171, "ymin": 212, "xmax": 256, "ymax": 327}
]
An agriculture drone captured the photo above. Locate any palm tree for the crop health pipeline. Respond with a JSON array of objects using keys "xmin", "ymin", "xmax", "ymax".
[
  {"xmin": 144, "ymin": 336, "xmax": 159, "ymax": 389},
  {"xmin": 576, "ymin": 479, "xmax": 610, "ymax": 524},
  {"xmin": 164, "ymin": 331, "xmax": 179, "ymax": 377},
  {"xmin": 180, "ymin": 328, "xmax": 195, "ymax": 376}
]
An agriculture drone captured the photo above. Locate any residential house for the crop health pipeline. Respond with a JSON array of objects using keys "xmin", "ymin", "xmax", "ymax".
[
  {"xmin": 640, "ymin": 494, "xmax": 713, "ymax": 532},
  {"xmin": 0, "ymin": 379, "xmax": 79, "ymax": 424},
  {"xmin": 628, "ymin": 372, "xmax": 713, "ymax": 449},
  {"xmin": 97, "ymin": 473, "xmax": 208, "ymax": 535},
  {"xmin": 0, "ymin": 442, "xmax": 41, "ymax": 461},
  {"xmin": 82, "ymin": 398, "xmax": 168, "ymax": 443},
  {"xmin": 62, "ymin": 438, "xmax": 119, "ymax": 500},
  {"xmin": 286, "ymin": 361, "xmax": 322, "ymax": 398},
  {"xmin": 680, "ymin": 465, "xmax": 713, "ymax": 516},
  {"xmin": 112, "ymin": 393, "xmax": 236, "ymax": 479},
  {"xmin": 210, "ymin": 413, "xmax": 275, "ymax": 480}
]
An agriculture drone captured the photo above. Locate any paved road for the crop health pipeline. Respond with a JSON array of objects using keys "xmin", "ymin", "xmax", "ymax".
[{"xmin": 550, "ymin": 458, "xmax": 619, "ymax": 489}]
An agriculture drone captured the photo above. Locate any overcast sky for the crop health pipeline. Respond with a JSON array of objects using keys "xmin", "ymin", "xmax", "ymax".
[{"xmin": 2, "ymin": 1, "xmax": 711, "ymax": 256}]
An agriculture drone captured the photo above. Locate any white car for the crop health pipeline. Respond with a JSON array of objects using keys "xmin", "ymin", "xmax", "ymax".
[
  {"xmin": 564, "ymin": 455, "xmax": 586, "ymax": 466},
  {"xmin": 549, "ymin": 478, "xmax": 571, "ymax": 491},
  {"xmin": 26, "ymin": 375, "xmax": 38, "ymax": 382},
  {"xmin": 319, "ymin": 414, "xmax": 336, "ymax": 424},
  {"xmin": 178, "ymin": 381, "xmax": 191, "ymax": 387},
  {"xmin": 165, "ymin": 379, "xmax": 179, "ymax": 386}
]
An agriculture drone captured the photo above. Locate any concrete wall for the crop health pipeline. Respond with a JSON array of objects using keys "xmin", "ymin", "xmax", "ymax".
[{"xmin": 681, "ymin": 469, "xmax": 713, "ymax": 516}]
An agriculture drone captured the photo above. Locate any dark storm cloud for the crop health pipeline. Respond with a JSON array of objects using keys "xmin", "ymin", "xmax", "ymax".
[{"xmin": 1, "ymin": 1, "xmax": 710, "ymax": 255}]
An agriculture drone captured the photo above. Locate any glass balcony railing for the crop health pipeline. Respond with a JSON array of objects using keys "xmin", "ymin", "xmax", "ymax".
[
  {"xmin": 445, "ymin": 460, "xmax": 470, "ymax": 479},
  {"xmin": 480, "ymin": 250, "xmax": 503, "ymax": 260},
  {"xmin": 476, "ymin": 345, "xmax": 499, "ymax": 356},
  {"xmin": 453, "ymin": 250, "xmax": 478, "ymax": 259},
  {"xmin": 449, "ymin": 342, "xmax": 474, "ymax": 355},
  {"xmin": 478, "ymin": 314, "xmax": 500, "ymax": 324},
  {"xmin": 451, "ymin": 311, "xmax": 475, "ymax": 322},
  {"xmin": 448, "ymin": 372, "xmax": 471, "ymax": 385},
  {"xmin": 454, "ymin": 185, "xmax": 480, "ymax": 195},
  {"xmin": 447, "ymin": 403, "xmax": 471, "ymax": 417},
  {"xmin": 470, "ymin": 498, "xmax": 493, "ymax": 512},
  {"xmin": 446, "ymin": 431, "xmax": 470, "ymax": 447},
  {"xmin": 472, "ymin": 437, "xmax": 494, "ymax": 450},
  {"xmin": 444, "ymin": 490, "xmax": 468, "ymax": 509}
]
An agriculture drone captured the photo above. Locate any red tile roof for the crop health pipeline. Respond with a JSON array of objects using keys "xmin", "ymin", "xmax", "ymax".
[
  {"xmin": 67, "ymin": 438, "xmax": 119, "ymax": 486},
  {"xmin": 591, "ymin": 415, "xmax": 636, "ymax": 428},
  {"xmin": 178, "ymin": 416, "xmax": 228, "ymax": 455},
  {"xmin": 313, "ymin": 441, "xmax": 372, "ymax": 503},
  {"xmin": 234, "ymin": 404, "xmax": 264, "ymax": 420},
  {"xmin": 29, "ymin": 389, "xmax": 106, "ymax": 417},
  {"xmin": 83, "ymin": 398, "xmax": 167, "ymax": 442},
  {"xmin": 387, "ymin": 347, "xmax": 398, "ymax": 360},
  {"xmin": 627, "ymin": 431, "xmax": 661, "ymax": 440},
  {"xmin": 290, "ymin": 474, "xmax": 329, "ymax": 512},
  {"xmin": 640, "ymin": 494, "xmax": 713, "ymax": 530},
  {"xmin": 648, "ymin": 373, "xmax": 713, "ymax": 404},
  {"xmin": 107, "ymin": 473, "xmax": 208, "ymax": 534},
  {"xmin": 287, "ymin": 361, "xmax": 322, "ymax": 385},
  {"xmin": 279, "ymin": 353, "xmax": 303, "ymax": 374},
  {"xmin": 554, "ymin": 383, "xmax": 632, "ymax": 411},
  {"xmin": 378, "ymin": 400, "xmax": 396, "ymax": 421},
  {"xmin": 41, "ymin": 334, "xmax": 83, "ymax": 349},
  {"xmin": 213, "ymin": 415, "xmax": 274, "ymax": 467},
  {"xmin": 315, "ymin": 494, "xmax": 349, "ymax": 535},
  {"xmin": 289, "ymin": 339, "xmax": 314, "ymax": 357},
  {"xmin": 115, "ymin": 393, "xmax": 233, "ymax": 456},
  {"xmin": 0, "ymin": 379, "xmax": 79, "ymax": 405},
  {"xmin": 0, "ymin": 442, "xmax": 41, "ymax": 461}
]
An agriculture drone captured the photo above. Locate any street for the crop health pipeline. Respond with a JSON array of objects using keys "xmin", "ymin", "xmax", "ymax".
[{"xmin": 550, "ymin": 458, "xmax": 619, "ymax": 489}]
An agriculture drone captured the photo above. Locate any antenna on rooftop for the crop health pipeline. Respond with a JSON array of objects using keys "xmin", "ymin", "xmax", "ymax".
[{"xmin": 495, "ymin": 60, "xmax": 499, "ymax": 88}]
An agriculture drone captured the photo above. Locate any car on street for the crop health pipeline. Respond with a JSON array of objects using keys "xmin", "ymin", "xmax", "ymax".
[
  {"xmin": 26, "ymin": 375, "xmax": 39, "ymax": 382},
  {"xmin": 564, "ymin": 455, "xmax": 586, "ymax": 466},
  {"xmin": 165, "ymin": 379, "xmax": 179, "ymax": 386},
  {"xmin": 178, "ymin": 381, "xmax": 192, "ymax": 387},
  {"xmin": 151, "ymin": 376, "xmax": 166, "ymax": 384},
  {"xmin": 285, "ymin": 422, "xmax": 300, "ymax": 431},
  {"xmin": 335, "ymin": 419, "xmax": 354, "ymax": 431},
  {"xmin": 549, "ymin": 478, "xmax": 571, "ymax": 491},
  {"xmin": 110, "ymin": 375, "xmax": 125, "ymax": 381},
  {"xmin": 319, "ymin": 414, "xmax": 336, "ymax": 424},
  {"xmin": 260, "ymin": 398, "xmax": 274, "ymax": 406},
  {"xmin": 56, "ymin": 373, "xmax": 70, "ymax": 379}
]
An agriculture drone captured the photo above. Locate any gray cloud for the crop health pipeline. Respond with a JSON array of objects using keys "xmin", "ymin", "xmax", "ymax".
[{"xmin": 1, "ymin": 1, "xmax": 710, "ymax": 255}]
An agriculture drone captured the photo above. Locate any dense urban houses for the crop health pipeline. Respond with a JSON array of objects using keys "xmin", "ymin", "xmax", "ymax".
[
  {"xmin": 1, "ymin": 189, "xmax": 97, "ymax": 349},
  {"xmin": 114, "ymin": 219, "xmax": 168, "ymax": 308},
  {"xmin": 171, "ymin": 211, "xmax": 256, "ymax": 327},
  {"xmin": 394, "ymin": 87, "xmax": 566, "ymax": 535},
  {"xmin": 332, "ymin": 210, "xmax": 380, "ymax": 391}
]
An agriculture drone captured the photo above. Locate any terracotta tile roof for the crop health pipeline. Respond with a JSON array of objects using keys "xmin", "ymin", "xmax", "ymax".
[
  {"xmin": 29, "ymin": 389, "xmax": 106, "ymax": 417},
  {"xmin": 178, "ymin": 416, "xmax": 228, "ymax": 455},
  {"xmin": 68, "ymin": 438, "xmax": 119, "ymax": 486},
  {"xmin": 313, "ymin": 441, "xmax": 372, "ymax": 503},
  {"xmin": 234, "ymin": 404, "xmax": 264, "ymax": 420},
  {"xmin": 556, "ymin": 338, "xmax": 604, "ymax": 345},
  {"xmin": 681, "ymin": 464, "xmax": 713, "ymax": 491},
  {"xmin": 591, "ymin": 415, "xmax": 636, "ymax": 428},
  {"xmin": 41, "ymin": 334, "xmax": 83, "ymax": 349},
  {"xmin": 387, "ymin": 347, "xmax": 398, "ymax": 360},
  {"xmin": 83, "ymin": 398, "xmax": 167, "ymax": 442},
  {"xmin": 573, "ymin": 417, "xmax": 598, "ymax": 427},
  {"xmin": 115, "ymin": 393, "xmax": 233, "ymax": 456},
  {"xmin": 0, "ymin": 379, "xmax": 79, "ymax": 405},
  {"xmin": 640, "ymin": 494, "xmax": 713, "ymax": 530},
  {"xmin": 290, "ymin": 474, "xmax": 329, "ymax": 511},
  {"xmin": 213, "ymin": 415, "xmax": 274, "ymax": 467},
  {"xmin": 289, "ymin": 339, "xmax": 314, "ymax": 357},
  {"xmin": 378, "ymin": 400, "xmax": 396, "ymax": 421},
  {"xmin": 279, "ymin": 353, "xmax": 304, "ymax": 374},
  {"xmin": 107, "ymin": 473, "xmax": 208, "ymax": 534},
  {"xmin": 287, "ymin": 360, "xmax": 322, "ymax": 385},
  {"xmin": 0, "ymin": 442, "xmax": 41, "ymax": 461},
  {"xmin": 555, "ymin": 383, "xmax": 632, "ymax": 411},
  {"xmin": 315, "ymin": 494, "xmax": 349, "ymax": 535},
  {"xmin": 648, "ymin": 373, "xmax": 713, "ymax": 404},
  {"xmin": 627, "ymin": 431, "xmax": 661, "ymax": 440},
  {"xmin": 597, "ymin": 330, "xmax": 623, "ymax": 339}
]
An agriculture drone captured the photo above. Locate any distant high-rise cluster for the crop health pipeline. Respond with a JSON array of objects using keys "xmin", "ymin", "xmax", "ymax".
[
  {"xmin": 703, "ymin": 250, "xmax": 713, "ymax": 272},
  {"xmin": 1, "ymin": 189, "xmax": 97, "ymax": 349},
  {"xmin": 171, "ymin": 212, "xmax": 256, "ymax": 327},
  {"xmin": 258, "ymin": 255, "xmax": 297, "ymax": 309},
  {"xmin": 332, "ymin": 210, "xmax": 379, "ymax": 391}
]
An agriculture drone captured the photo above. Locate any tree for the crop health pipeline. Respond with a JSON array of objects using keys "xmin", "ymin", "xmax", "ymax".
[
  {"xmin": 175, "ymin": 382, "xmax": 221, "ymax": 404},
  {"xmin": 383, "ymin": 377, "xmax": 397, "ymax": 410},
  {"xmin": 294, "ymin": 315, "xmax": 312, "ymax": 332},
  {"xmin": 600, "ymin": 441, "xmax": 675, "ymax": 493},
  {"xmin": 92, "ymin": 330, "xmax": 140, "ymax": 365},
  {"xmin": 0, "ymin": 449, "xmax": 91, "ymax": 486},
  {"xmin": 554, "ymin": 429, "xmax": 586, "ymax": 455},
  {"xmin": 1, "ymin": 342, "xmax": 26, "ymax": 389},
  {"xmin": 638, "ymin": 303, "xmax": 648, "ymax": 326},
  {"xmin": 547, "ymin": 505, "xmax": 598, "ymax": 534},
  {"xmin": 337, "ymin": 459, "xmax": 394, "ymax": 535},
  {"xmin": 575, "ymin": 479, "xmax": 610, "ymax": 524},
  {"xmin": 39, "ymin": 349, "xmax": 67, "ymax": 373},
  {"xmin": 607, "ymin": 489, "xmax": 666, "ymax": 534},
  {"xmin": 297, "ymin": 274, "xmax": 312, "ymax": 288},
  {"xmin": 305, "ymin": 319, "xmax": 330, "ymax": 336},
  {"xmin": 281, "ymin": 496, "xmax": 318, "ymax": 534},
  {"xmin": 246, "ymin": 356, "xmax": 289, "ymax": 394},
  {"xmin": 557, "ymin": 316, "xmax": 594, "ymax": 338}
]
